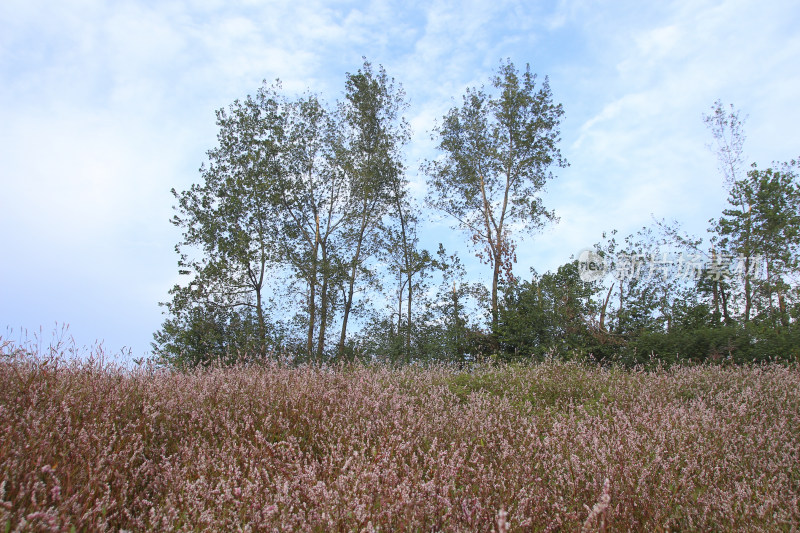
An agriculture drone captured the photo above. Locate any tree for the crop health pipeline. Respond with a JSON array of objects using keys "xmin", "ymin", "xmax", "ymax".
[
  {"xmin": 704, "ymin": 102, "xmax": 800, "ymax": 328},
  {"xmin": 154, "ymin": 83, "xmax": 287, "ymax": 365},
  {"xmin": 335, "ymin": 61, "xmax": 409, "ymax": 359},
  {"xmin": 749, "ymin": 161, "xmax": 800, "ymax": 328},
  {"xmin": 417, "ymin": 245, "xmax": 488, "ymax": 364},
  {"xmin": 607, "ymin": 227, "xmax": 686, "ymax": 335},
  {"xmin": 156, "ymin": 60, "xmax": 414, "ymax": 366},
  {"xmin": 703, "ymin": 101, "xmax": 755, "ymax": 323},
  {"xmin": 152, "ymin": 281, "xmax": 276, "ymax": 368},
  {"xmin": 716, "ymin": 160, "xmax": 800, "ymax": 328},
  {"xmin": 497, "ymin": 262, "xmax": 603, "ymax": 360},
  {"xmin": 704, "ymin": 100, "xmax": 747, "ymax": 190},
  {"xmin": 382, "ymin": 189, "xmax": 435, "ymax": 362},
  {"xmin": 354, "ymin": 201, "xmax": 436, "ymax": 365},
  {"xmin": 276, "ymin": 93, "xmax": 348, "ymax": 362},
  {"xmin": 425, "ymin": 59, "xmax": 566, "ymax": 332}
]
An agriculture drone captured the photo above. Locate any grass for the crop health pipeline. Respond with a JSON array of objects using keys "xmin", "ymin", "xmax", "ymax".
[{"xmin": 1, "ymin": 342, "xmax": 799, "ymax": 531}]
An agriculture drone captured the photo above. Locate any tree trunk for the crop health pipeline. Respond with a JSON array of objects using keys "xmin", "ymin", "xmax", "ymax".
[
  {"xmin": 720, "ymin": 285, "xmax": 731, "ymax": 325},
  {"xmin": 743, "ymin": 203, "xmax": 753, "ymax": 324},
  {"xmin": 599, "ymin": 283, "xmax": 613, "ymax": 332},
  {"xmin": 338, "ymin": 212, "xmax": 368, "ymax": 359},
  {"xmin": 255, "ymin": 287, "xmax": 266, "ymax": 358},
  {"xmin": 451, "ymin": 281, "xmax": 461, "ymax": 361},
  {"xmin": 491, "ymin": 255, "xmax": 501, "ymax": 331},
  {"xmin": 397, "ymin": 198, "xmax": 412, "ymax": 361},
  {"xmin": 778, "ymin": 290, "xmax": 789, "ymax": 329},
  {"xmin": 406, "ymin": 270, "xmax": 412, "ymax": 361},
  {"xmin": 397, "ymin": 273, "xmax": 403, "ymax": 342},
  {"xmin": 478, "ymin": 174, "xmax": 502, "ymax": 333},
  {"xmin": 744, "ymin": 259, "xmax": 752, "ymax": 324},
  {"xmin": 306, "ymin": 215, "xmax": 323, "ymax": 361},
  {"xmin": 710, "ymin": 248, "xmax": 721, "ymax": 325},
  {"xmin": 306, "ymin": 260, "xmax": 317, "ymax": 361},
  {"xmin": 317, "ymin": 243, "xmax": 329, "ymax": 362}
]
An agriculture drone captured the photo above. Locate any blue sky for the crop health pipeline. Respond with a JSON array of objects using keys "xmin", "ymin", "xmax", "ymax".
[{"xmin": 2, "ymin": 0, "xmax": 799, "ymax": 359}]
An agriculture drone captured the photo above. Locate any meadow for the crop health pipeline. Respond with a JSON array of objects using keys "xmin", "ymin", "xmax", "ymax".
[{"xmin": 1, "ymin": 343, "xmax": 799, "ymax": 531}]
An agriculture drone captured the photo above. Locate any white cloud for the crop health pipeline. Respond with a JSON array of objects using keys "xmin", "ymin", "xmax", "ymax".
[{"xmin": 546, "ymin": 0, "xmax": 591, "ymax": 30}]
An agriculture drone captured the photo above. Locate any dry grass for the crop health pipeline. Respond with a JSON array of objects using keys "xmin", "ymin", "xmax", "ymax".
[{"xmin": 1, "ymin": 343, "xmax": 799, "ymax": 531}]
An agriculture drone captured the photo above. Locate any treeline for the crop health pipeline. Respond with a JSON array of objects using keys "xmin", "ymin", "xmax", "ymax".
[{"xmin": 153, "ymin": 60, "xmax": 800, "ymax": 368}]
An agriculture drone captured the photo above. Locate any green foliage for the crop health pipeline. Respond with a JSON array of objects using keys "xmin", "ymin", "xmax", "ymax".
[
  {"xmin": 335, "ymin": 60, "xmax": 410, "ymax": 359},
  {"xmin": 496, "ymin": 261, "xmax": 612, "ymax": 361},
  {"xmin": 445, "ymin": 363, "xmax": 613, "ymax": 416},
  {"xmin": 153, "ymin": 82, "xmax": 289, "ymax": 366},
  {"xmin": 154, "ymin": 69, "xmax": 799, "ymax": 370},
  {"xmin": 155, "ymin": 60, "xmax": 411, "ymax": 367},
  {"xmin": 153, "ymin": 295, "xmax": 252, "ymax": 369},
  {"xmin": 714, "ymin": 160, "xmax": 800, "ymax": 327},
  {"xmin": 621, "ymin": 323, "xmax": 800, "ymax": 367},
  {"xmin": 425, "ymin": 59, "xmax": 566, "ymax": 330}
]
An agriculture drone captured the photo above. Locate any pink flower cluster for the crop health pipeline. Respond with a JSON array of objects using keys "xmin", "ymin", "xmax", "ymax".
[{"xmin": 1, "ymin": 347, "xmax": 799, "ymax": 531}]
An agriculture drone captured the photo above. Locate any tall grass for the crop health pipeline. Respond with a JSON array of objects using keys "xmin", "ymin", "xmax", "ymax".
[{"xmin": 1, "ymin": 341, "xmax": 799, "ymax": 531}]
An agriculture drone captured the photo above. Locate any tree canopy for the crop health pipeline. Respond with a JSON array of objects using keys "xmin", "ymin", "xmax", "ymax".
[{"xmin": 153, "ymin": 63, "xmax": 800, "ymax": 368}]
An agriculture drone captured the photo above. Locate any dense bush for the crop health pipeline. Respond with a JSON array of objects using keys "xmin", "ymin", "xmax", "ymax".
[{"xmin": 619, "ymin": 324, "xmax": 800, "ymax": 366}]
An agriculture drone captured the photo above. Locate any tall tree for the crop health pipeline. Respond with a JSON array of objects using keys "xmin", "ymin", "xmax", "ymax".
[
  {"xmin": 336, "ymin": 60, "xmax": 409, "ymax": 358},
  {"xmin": 277, "ymin": 94, "xmax": 348, "ymax": 361},
  {"xmin": 381, "ymin": 188, "xmax": 434, "ymax": 362},
  {"xmin": 749, "ymin": 161, "xmax": 800, "ymax": 328},
  {"xmin": 703, "ymin": 101, "xmax": 754, "ymax": 323},
  {"xmin": 704, "ymin": 102, "xmax": 800, "ymax": 327},
  {"xmin": 425, "ymin": 60, "xmax": 566, "ymax": 331},
  {"xmin": 154, "ymin": 83, "xmax": 287, "ymax": 364},
  {"xmin": 704, "ymin": 100, "xmax": 748, "ymax": 190},
  {"xmin": 716, "ymin": 160, "xmax": 800, "ymax": 327}
]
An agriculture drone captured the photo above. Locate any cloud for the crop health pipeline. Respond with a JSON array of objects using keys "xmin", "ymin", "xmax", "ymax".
[
  {"xmin": 513, "ymin": 0, "xmax": 800, "ymax": 277},
  {"xmin": 2, "ymin": 0, "xmax": 799, "ymax": 354}
]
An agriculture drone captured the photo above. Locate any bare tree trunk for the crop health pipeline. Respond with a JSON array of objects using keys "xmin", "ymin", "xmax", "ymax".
[
  {"xmin": 710, "ymin": 248, "xmax": 721, "ymax": 325},
  {"xmin": 743, "ymin": 203, "xmax": 753, "ymax": 324},
  {"xmin": 599, "ymin": 283, "xmax": 614, "ymax": 332},
  {"xmin": 306, "ymin": 283, "xmax": 316, "ymax": 359},
  {"xmin": 338, "ymin": 209, "xmax": 369, "ymax": 359},
  {"xmin": 721, "ymin": 285, "xmax": 731, "ymax": 325},
  {"xmin": 744, "ymin": 259, "xmax": 752, "ymax": 324},
  {"xmin": 255, "ymin": 288, "xmax": 266, "ymax": 358},
  {"xmin": 452, "ymin": 281, "xmax": 461, "ymax": 361},
  {"xmin": 406, "ymin": 270, "xmax": 412, "ymax": 361},
  {"xmin": 306, "ymin": 255, "xmax": 318, "ymax": 360},
  {"xmin": 306, "ymin": 214, "xmax": 326, "ymax": 361},
  {"xmin": 317, "ymin": 243, "xmax": 329, "ymax": 362},
  {"xmin": 491, "ymin": 256, "xmax": 501, "ymax": 331},
  {"xmin": 396, "ymin": 197, "xmax": 413, "ymax": 361},
  {"xmin": 397, "ymin": 273, "xmax": 403, "ymax": 341}
]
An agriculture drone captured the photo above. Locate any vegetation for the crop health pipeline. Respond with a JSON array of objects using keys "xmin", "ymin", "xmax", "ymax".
[
  {"xmin": 153, "ymin": 60, "xmax": 800, "ymax": 368},
  {"xmin": 425, "ymin": 60, "xmax": 566, "ymax": 330},
  {"xmin": 6, "ymin": 56, "xmax": 800, "ymax": 533},
  {"xmin": 2, "ymin": 343, "xmax": 800, "ymax": 531}
]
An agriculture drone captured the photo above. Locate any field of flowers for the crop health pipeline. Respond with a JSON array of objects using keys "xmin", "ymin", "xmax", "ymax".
[{"xmin": 1, "ymin": 343, "xmax": 799, "ymax": 531}]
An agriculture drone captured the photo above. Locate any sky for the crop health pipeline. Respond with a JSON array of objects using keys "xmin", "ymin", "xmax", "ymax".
[{"xmin": 2, "ymin": 0, "xmax": 799, "ymax": 360}]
